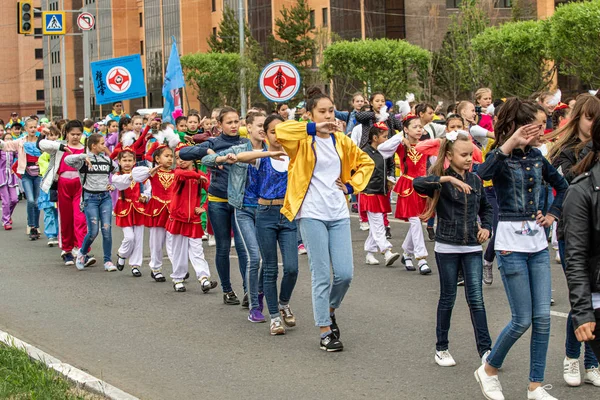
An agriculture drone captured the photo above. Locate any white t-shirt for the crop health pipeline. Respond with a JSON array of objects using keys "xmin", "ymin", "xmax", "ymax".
[
  {"xmin": 494, "ymin": 220, "xmax": 548, "ymax": 253},
  {"xmin": 434, "ymin": 242, "xmax": 482, "ymax": 254},
  {"xmin": 593, "ymin": 293, "xmax": 600, "ymax": 309},
  {"xmin": 297, "ymin": 136, "xmax": 349, "ymax": 221},
  {"xmin": 350, "ymin": 124, "xmax": 362, "ymax": 146}
]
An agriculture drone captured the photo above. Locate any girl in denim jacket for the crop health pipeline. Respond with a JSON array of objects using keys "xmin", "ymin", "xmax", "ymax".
[
  {"xmin": 474, "ymin": 98, "xmax": 568, "ymax": 400},
  {"xmin": 414, "ymin": 132, "xmax": 493, "ymax": 369}
]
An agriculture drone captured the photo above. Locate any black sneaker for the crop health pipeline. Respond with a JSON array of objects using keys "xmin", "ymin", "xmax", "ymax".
[
  {"xmin": 385, "ymin": 226, "xmax": 392, "ymax": 239},
  {"xmin": 330, "ymin": 313, "xmax": 340, "ymax": 339},
  {"xmin": 64, "ymin": 253, "xmax": 75, "ymax": 266},
  {"xmin": 29, "ymin": 228, "xmax": 38, "ymax": 241},
  {"xmin": 223, "ymin": 291, "xmax": 240, "ymax": 305},
  {"xmin": 241, "ymin": 292, "xmax": 249, "ymax": 309},
  {"xmin": 151, "ymin": 271, "xmax": 166, "ymax": 282},
  {"xmin": 320, "ymin": 333, "xmax": 344, "ymax": 352},
  {"xmin": 200, "ymin": 279, "xmax": 218, "ymax": 293},
  {"xmin": 84, "ymin": 255, "xmax": 96, "ymax": 268},
  {"xmin": 426, "ymin": 226, "xmax": 435, "ymax": 241},
  {"xmin": 457, "ymin": 269, "xmax": 465, "ymax": 286}
]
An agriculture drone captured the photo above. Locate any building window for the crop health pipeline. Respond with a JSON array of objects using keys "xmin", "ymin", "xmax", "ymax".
[
  {"xmin": 139, "ymin": 12, "xmax": 143, "ymax": 27},
  {"xmin": 212, "ymin": 0, "xmax": 216, "ymax": 12},
  {"xmin": 322, "ymin": 8, "xmax": 328, "ymax": 27},
  {"xmin": 495, "ymin": 0, "xmax": 511, "ymax": 7},
  {"xmin": 36, "ymin": 90, "xmax": 45, "ymax": 101},
  {"xmin": 35, "ymin": 69, "xmax": 43, "ymax": 80},
  {"xmin": 35, "ymin": 48, "xmax": 43, "ymax": 59},
  {"xmin": 309, "ymin": 10, "xmax": 315, "ymax": 28},
  {"xmin": 446, "ymin": 0, "xmax": 461, "ymax": 8},
  {"xmin": 36, "ymin": 110, "xmax": 45, "ymax": 115},
  {"xmin": 34, "ymin": 28, "xmax": 42, "ymax": 37},
  {"xmin": 140, "ymin": 40, "xmax": 144, "ymax": 55},
  {"xmin": 213, "ymin": 27, "xmax": 217, "ymax": 36}
]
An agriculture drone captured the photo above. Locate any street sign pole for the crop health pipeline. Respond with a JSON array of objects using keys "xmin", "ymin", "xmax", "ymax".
[
  {"xmin": 238, "ymin": 0, "xmax": 246, "ymax": 117},
  {"xmin": 83, "ymin": 29, "xmax": 91, "ymax": 118}
]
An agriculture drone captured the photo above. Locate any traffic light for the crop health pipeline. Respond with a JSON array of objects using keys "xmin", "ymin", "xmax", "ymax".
[{"xmin": 17, "ymin": 1, "xmax": 33, "ymax": 35}]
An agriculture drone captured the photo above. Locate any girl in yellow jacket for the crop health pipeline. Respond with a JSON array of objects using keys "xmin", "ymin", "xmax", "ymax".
[{"xmin": 275, "ymin": 87, "xmax": 374, "ymax": 352}]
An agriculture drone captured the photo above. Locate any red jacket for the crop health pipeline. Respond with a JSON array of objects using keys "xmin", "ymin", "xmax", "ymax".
[{"xmin": 169, "ymin": 169, "xmax": 209, "ymax": 224}]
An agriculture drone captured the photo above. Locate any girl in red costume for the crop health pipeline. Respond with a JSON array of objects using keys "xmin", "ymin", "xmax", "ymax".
[
  {"xmin": 167, "ymin": 143, "xmax": 218, "ymax": 293},
  {"xmin": 132, "ymin": 145, "xmax": 176, "ymax": 282},
  {"xmin": 111, "ymin": 147, "xmax": 151, "ymax": 277},
  {"xmin": 378, "ymin": 114, "xmax": 430, "ymax": 275}
]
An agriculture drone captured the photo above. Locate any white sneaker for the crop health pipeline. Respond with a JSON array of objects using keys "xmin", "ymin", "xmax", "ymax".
[
  {"xmin": 435, "ymin": 350, "xmax": 456, "ymax": 367},
  {"xmin": 202, "ymin": 233, "xmax": 208, "ymax": 241},
  {"xmin": 208, "ymin": 235, "xmax": 216, "ymax": 247},
  {"xmin": 585, "ymin": 366, "xmax": 600, "ymax": 386},
  {"xmin": 555, "ymin": 252, "xmax": 561, "ymax": 264},
  {"xmin": 231, "ymin": 238, "xmax": 235, "ymax": 248},
  {"xmin": 384, "ymin": 250, "xmax": 400, "ymax": 266},
  {"xmin": 563, "ymin": 357, "xmax": 581, "ymax": 386},
  {"xmin": 104, "ymin": 261, "xmax": 117, "ymax": 272},
  {"xmin": 474, "ymin": 364, "xmax": 504, "ymax": 400},
  {"xmin": 527, "ymin": 385, "xmax": 557, "ymax": 400},
  {"xmin": 365, "ymin": 252, "xmax": 380, "ymax": 265},
  {"xmin": 482, "ymin": 350, "xmax": 491, "ymax": 365},
  {"xmin": 359, "ymin": 221, "xmax": 370, "ymax": 231}
]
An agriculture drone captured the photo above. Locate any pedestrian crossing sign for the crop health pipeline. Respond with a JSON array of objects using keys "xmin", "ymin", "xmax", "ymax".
[{"xmin": 42, "ymin": 12, "xmax": 66, "ymax": 35}]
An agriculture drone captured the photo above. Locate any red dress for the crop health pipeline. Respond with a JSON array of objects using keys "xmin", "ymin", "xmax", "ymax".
[
  {"xmin": 393, "ymin": 144, "xmax": 428, "ymax": 220},
  {"xmin": 114, "ymin": 174, "xmax": 147, "ymax": 227},
  {"xmin": 165, "ymin": 169, "xmax": 209, "ymax": 239},
  {"xmin": 144, "ymin": 169, "xmax": 175, "ymax": 228}
]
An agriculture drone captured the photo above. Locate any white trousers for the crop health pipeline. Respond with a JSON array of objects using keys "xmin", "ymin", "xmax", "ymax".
[
  {"xmin": 148, "ymin": 227, "xmax": 166, "ymax": 272},
  {"xmin": 364, "ymin": 212, "xmax": 392, "ymax": 253},
  {"xmin": 118, "ymin": 226, "xmax": 144, "ymax": 267},
  {"xmin": 402, "ymin": 217, "xmax": 428, "ymax": 259},
  {"xmin": 167, "ymin": 233, "xmax": 210, "ymax": 282}
]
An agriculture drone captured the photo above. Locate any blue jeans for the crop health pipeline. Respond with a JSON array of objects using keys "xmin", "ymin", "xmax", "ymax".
[
  {"xmin": 298, "ymin": 218, "xmax": 353, "ymax": 327},
  {"xmin": 208, "ymin": 201, "xmax": 248, "ymax": 294},
  {"xmin": 234, "ymin": 206, "xmax": 263, "ymax": 310},
  {"xmin": 21, "ymin": 172, "xmax": 41, "ymax": 228},
  {"xmin": 43, "ymin": 207, "xmax": 58, "ymax": 239},
  {"xmin": 435, "ymin": 251, "xmax": 491, "ymax": 357},
  {"xmin": 483, "ymin": 187, "xmax": 499, "ymax": 263},
  {"xmin": 558, "ymin": 239, "xmax": 599, "ymax": 369},
  {"xmin": 427, "ymin": 216, "xmax": 435, "ymax": 228},
  {"xmin": 256, "ymin": 204, "xmax": 299, "ymax": 317},
  {"xmin": 81, "ymin": 191, "xmax": 113, "ymax": 263},
  {"xmin": 488, "ymin": 249, "xmax": 551, "ymax": 382}
]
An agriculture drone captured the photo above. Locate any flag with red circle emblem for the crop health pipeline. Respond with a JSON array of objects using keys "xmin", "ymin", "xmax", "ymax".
[
  {"xmin": 91, "ymin": 54, "xmax": 147, "ymax": 105},
  {"xmin": 259, "ymin": 61, "xmax": 302, "ymax": 103}
]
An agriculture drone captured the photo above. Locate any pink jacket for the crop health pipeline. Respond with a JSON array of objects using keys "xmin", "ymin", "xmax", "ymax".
[{"xmin": 0, "ymin": 137, "xmax": 33, "ymax": 175}]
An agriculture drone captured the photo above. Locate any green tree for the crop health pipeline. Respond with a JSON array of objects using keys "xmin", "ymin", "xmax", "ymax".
[
  {"xmin": 546, "ymin": 0, "xmax": 600, "ymax": 88},
  {"xmin": 432, "ymin": 0, "xmax": 489, "ymax": 102},
  {"xmin": 321, "ymin": 39, "xmax": 431, "ymax": 106},
  {"xmin": 269, "ymin": 0, "xmax": 317, "ymax": 88},
  {"xmin": 207, "ymin": 6, "xmax": 264, "ymax": 65},
  {"xmin": 472, "ymin": 20, "xmax": 553, "ymax": 98},
  {"xmin": 180, "ymin": 52, "xmax": 259, "ymax": 112}
]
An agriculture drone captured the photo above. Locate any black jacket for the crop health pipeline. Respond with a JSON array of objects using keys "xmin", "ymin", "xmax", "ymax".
[
  {"xmin": 563, "ymin": 161, "xmax": 600, "ymax": 329},
  {"xmin": 414, "ymin": 169, "xmax": 493, "ymax": 246},
  {"xmin": 355, "ymin": 111, "xmax": 403, "ymax": 149},
  {"xmin": 361, "ymin": 144, "xmax": 395, "ymax": 195}
]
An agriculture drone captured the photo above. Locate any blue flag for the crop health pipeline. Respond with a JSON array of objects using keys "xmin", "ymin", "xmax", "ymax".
[{"xmin": 162, "ymin": 36, "xmax": 185, "ymax": 124}]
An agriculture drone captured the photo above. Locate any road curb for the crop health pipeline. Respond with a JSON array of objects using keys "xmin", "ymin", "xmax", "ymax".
[{"xmin": 0, "ymin": 330, "xmax": 139, "ymax": 400}]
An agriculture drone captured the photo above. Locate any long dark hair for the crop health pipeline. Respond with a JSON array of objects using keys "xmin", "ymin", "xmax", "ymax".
[
  {"xmin": 492, "ymin": 98, "xmax": 539, "ymax": 149},
  {"xmin": 306, "ymin": 87, "xmax": 331, "ymax": 113},
  {"xmin": 118, "ymin": 117, "xmax": 131, "ymax": 143},
  {"xmin": 572, "ymin": 117, "xmax": 600, "ymax": 176}
]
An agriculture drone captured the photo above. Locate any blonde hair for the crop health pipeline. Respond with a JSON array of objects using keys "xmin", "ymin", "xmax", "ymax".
[
  {"xmin": 421, "ymin": 134, "xmax": 472, "ymax": 221},
  {"xmin": 475, "ymin": 88, "xmax": 492, "ymax": 103},
  {"xmin": 131, "ymin": 115, "xmax": 144, "ymax": 124}
]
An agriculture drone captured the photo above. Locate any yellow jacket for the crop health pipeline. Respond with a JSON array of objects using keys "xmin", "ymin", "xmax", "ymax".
[{"xmin": 276, "ymin": 120, "xmax": 374, "ymax": 221}]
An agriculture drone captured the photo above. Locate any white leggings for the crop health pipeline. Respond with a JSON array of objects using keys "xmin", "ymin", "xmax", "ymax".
[
  {"xmin": 148, "ymin": 227, "xmax": 167, "ymax": 272},
  {"xmin": 118, "ymin": 226, "xmax": 144, "ymax": 267},
  {"xmin": 402, "ymin": 217, "xmax": 428, "ymax": 259},
  {"xmin": 364, "ymin": 212, "xmax": 392, "ymax": 253},
  {"xmin": 167, "ymin": 233, "xmax": 210, "ymax": 283}
]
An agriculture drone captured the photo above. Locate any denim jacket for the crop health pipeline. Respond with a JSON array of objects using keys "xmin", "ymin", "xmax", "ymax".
[
  {"xmin": 477, "ymin": 147, "xmax": 568, "ymax": 221},
  {"xmin": 201, "ymin": 142, "xmax": 266, "ymax": 209},
  {"xmin": 414, "ymin": 169, "xmax": 493, "ymax": 246}
]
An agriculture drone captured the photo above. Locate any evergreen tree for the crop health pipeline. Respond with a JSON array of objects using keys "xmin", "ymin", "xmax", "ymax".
[{"xmin": 269, "ymin": 0, "xmax": 316, "ymax": 79}]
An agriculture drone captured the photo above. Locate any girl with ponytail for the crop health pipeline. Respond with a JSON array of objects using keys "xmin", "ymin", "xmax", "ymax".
[{"xmin": 414, "ymin": 132, "xmax": 493, "ymax": 368}]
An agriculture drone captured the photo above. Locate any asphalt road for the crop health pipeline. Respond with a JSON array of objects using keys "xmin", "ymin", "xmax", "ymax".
[{"xmin": 0, "ymin": 202, "xmax": 596, "ymax": 400}]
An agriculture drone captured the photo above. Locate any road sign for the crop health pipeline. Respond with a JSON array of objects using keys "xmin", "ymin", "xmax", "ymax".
[
  {"xmin": 90, "ymin": 54, "xmax": 147, "ymax": 105},
  {"xmin": 77, "ymin": 12, "xmax": 95, "ymax": 31},
  {"xmin": 259, "ymin": 61, "xmax": 301, "ymax": 103},
  {"xmin": 42, "ymin": 12, "xmax": 66, "ymax": 35}
]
